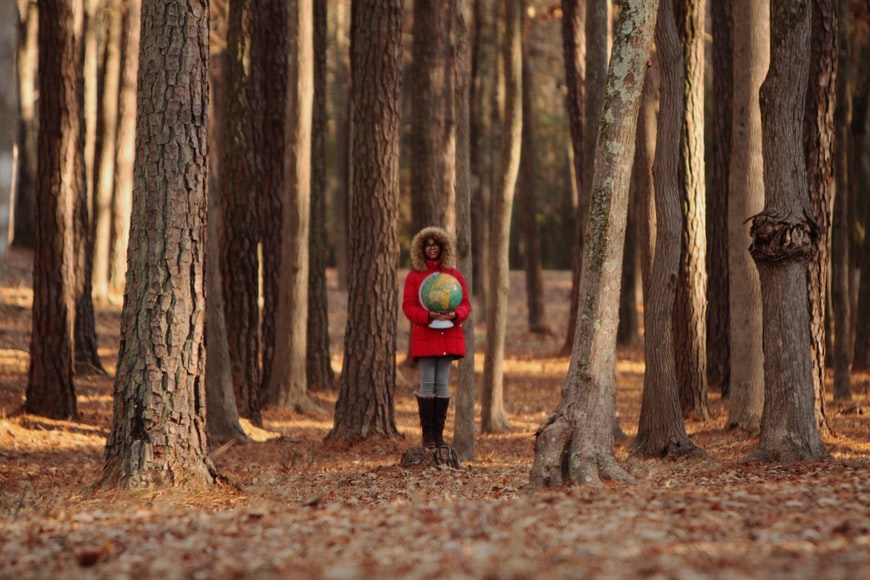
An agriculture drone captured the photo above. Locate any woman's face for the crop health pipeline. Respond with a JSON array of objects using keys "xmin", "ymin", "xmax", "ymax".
[{"xmin": 424, "ymin": 238, "xmax": 441, "ymax": 260}]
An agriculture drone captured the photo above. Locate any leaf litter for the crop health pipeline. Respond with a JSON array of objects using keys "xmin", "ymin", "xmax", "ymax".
[{"xmin": 1, "ymin": 249, "xmax": 869, "ymax": 579}]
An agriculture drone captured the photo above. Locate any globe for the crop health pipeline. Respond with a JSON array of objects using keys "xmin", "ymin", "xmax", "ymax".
[{"xmin": 419, "ymin": 272, "xmax": 463, "ymax": 314}]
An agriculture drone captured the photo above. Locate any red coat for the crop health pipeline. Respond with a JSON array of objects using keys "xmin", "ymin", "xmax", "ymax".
[{"xmin": 403, "ymin": 260, "xmax": 471, "ymax": 360}]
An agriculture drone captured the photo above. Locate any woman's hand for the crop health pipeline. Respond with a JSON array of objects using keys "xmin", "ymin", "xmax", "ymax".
[{"xmin": 429, "ymin": 311, "xmax": 457, "ymax": 322}]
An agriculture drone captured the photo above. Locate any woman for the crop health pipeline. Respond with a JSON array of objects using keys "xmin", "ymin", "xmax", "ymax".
[{"xmin": 402, "ymin": 226, "xmax": 471, "ymax": 448}]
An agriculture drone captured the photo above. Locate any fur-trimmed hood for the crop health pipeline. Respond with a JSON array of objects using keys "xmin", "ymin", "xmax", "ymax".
[{"xmin": 409, "ymin": 227, "xmax": 456, "ymax": 271}]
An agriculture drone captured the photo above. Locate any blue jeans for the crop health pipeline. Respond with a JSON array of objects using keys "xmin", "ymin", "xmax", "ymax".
[{"xmin": 418, "ymin": 356, "xmax": 452, "ymax": 398}]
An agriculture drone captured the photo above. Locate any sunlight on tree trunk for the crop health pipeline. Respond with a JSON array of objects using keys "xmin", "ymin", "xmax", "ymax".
[
  {"xmin": 674, "ymin": 0, "xmax": 708, "ymax": 421},
  {"xmin": 804, "ymin": 0, "xmax": 837, "ymax": 437}
]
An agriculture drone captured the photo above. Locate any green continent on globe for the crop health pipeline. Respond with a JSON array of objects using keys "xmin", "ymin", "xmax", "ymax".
[{"xmin": 420, "ymin": 273, "xmax": 462, "ymax": 313}]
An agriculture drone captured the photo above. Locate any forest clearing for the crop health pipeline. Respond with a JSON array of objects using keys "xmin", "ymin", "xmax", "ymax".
[{"xmin": 2, "ymin": 248, "xmax": 870, "ymax": 579}]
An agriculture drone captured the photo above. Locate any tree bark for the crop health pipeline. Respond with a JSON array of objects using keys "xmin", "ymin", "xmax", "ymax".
[
  {"xmin": 706, "ymin": 0, "xmax": 732, "ymax": 394},
  {"xmin": 87, "ymin": 0, "xmax": 124, "ymax": 302},
  {"xmin": 831, "ymin": 0, "xmax": 852, "ymax": 401},
  {"xmin": 617, "ymin": 177, "xmax": 640, "ymax": 346},
  {"xmin": 271, "ymin": 0, "xmax": 316, "ymax": 413},
  {"xmin": 11, "ymin": 0, "xmax": 38, "ymax": 249},
  {"xmin": 205, "ymin": 0, "xmax": 247, "ymax": 446},
  {"xmin": 327, "ymin": 0, "xmax": 403, "ymax": 441},
  {"xmin": 109, "ymin": 0, "xmax": 139, "ymax": 293},
  {"xmin": 306, "ymin": 0, "xmax": 335, "ymax": 392},
  {"xmin": 470, "ymin": 0, "xmax": 497, "ymax": 316},
  {"xmin": 101, "ymin": 0, "xmax": 216, "ymax": 488},
  {"xmin": 632, "ymin": 0, "xmax": 699, "ymax": 459},
  {"xmin": 519, "ymin": 11, "xmax": 549, "ymax": 335},
  {"xmin": 558, "ymin": 0, "xmax": 586, "ymax": 357},
  {"xmin": 332, "ymin": 1, "xmax": 350, "ymax": 291},
  {"xmin": 726, "ymin": 0, "xmax": 767, "ymax": 432},
  {"xmin": 411, "ymin": 0, "xmax": 454, "ymax": 233},
  {"xmin": 674, "ymin": 0, "xmax": 708, "ymax": 421},
  {"xmin": 747, "ymin": 0, "xmax": 828, "ymax": 463},
  {"xmin": 530, "ymin": 0, "xmax": 656, "ymax": 488},
  {"xmin": 850, "ymin": 4, "xmax": 870, "ymax": 371},
  {"xmin": 482, "ymin": 0, "xmax": 522, "ymax": 433},
  {"xmin": 804, "ymin": 0, "xmax": 837, "ymax": 437},
  {"xmin": 453, "ymin": 0, "xmax": 476, "ymax": 462},
  {"xmin": 25, "ymin": 0, "xmax": 82, "ymax": 420},
  {"xmin": 91, "ymin": 0, "xmax": 122, "ymax": 303},
  {"xmin": 636, "ymin": 63, "xmax": 657, "ymax": 295},
  {"xmin": 221, "ymin": 0, "xmax": 261, "ymax": 425},
  {"xmin": 256, "ymin": 0, "xmax": 289, "ymax": 407}
]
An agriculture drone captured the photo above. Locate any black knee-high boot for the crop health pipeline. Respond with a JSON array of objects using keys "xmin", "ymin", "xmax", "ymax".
[
  {"xmin": 433, "ymin": 397, "xmax": 450, "ymax": 448},
  {"xmin": 416, "ymin": 395, "xmax": 436, "ymax": 448}
]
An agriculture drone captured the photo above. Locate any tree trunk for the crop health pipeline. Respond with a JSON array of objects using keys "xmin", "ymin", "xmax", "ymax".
[
  {"xmin": 25, "ymin": 0, "xmax": 82, "ymax": 420},
  {"xmin": 271, "ymin": 0, "xmax": 316, "ymax": 413},
  {"xmin": 453, "ymin": 0, "xmax": 476, "ymax": 462},
  {"xmin": 558, "ymin": 0, "xmax": 586, "ymax": 357},
  {"xmin": 470, "ymin": 0, "xmax": 497, "ymax": 316},
  {"xmin": 747, "ymin": 0, "xmax": 828, "ymax": 463},
  {"xmin": 850, "ymin": 5, "xmax": 870, "ymax": 372},
  {"xmin": 674, "ymin": 0, "xmax": 708, "ymax": 421},
  {"xmin": 101, "ymin": 0, "xmax": 216, "ymax": 488},
  {"xmin": 221, "ymin": 0, "xmax": 261, "ymax": 425},
  {"xmin": 11, "ymin": 0, "xmax": 38, "ymax": 249},
  {"xmin": 809, "ymin": 0, "xmax": 839, "ymax": 427},
  {"xmin": 73, "ymin": 157, "xmax": 104, "ymax": 376},
  {"xmin": 327, "ymin": 0, "xmax": 403, "ymax": 441},
  {"xmin": 617, "ymin": 178, "xmax": 640, "ymax": 346},
  {"xmin": 804, "ymin": 0, "xmax": 837, "ymax": 438},
  {"xmin": 706, "ymin": 0, "xmax": 732, "ymax": 395},
  {"xmin": 530, "ymin": 0, "xmax": 656, "ymax": 488},
  {"xmin": 481, "ymin": 0, "xmax": 522, "ymax": 433},
  {"xmin": 632, "ymin": 0, "xmax": 699, "ymax": 459},
  {"xmin": 831, "ymin": 0, "xmax": 852, "ymax": 401},
  {"xmin": 565, "ymin": 0, "xmax": 609, "ymax": 357},
  {"xmin": 411, "ymin": 0, "xmax": 453, "ymax": 233},
  {"xmin": 91, "ymin": 0, "xmax": 122, "ymax": 304},
  {"xmin": 618, "ymin": 1, "xmax": 640, "ymax": 349},
  {"xmin": 726, "ymin": 0, "xmax": 767, "ymax": 433},
  {"xmin": 332, "ymin": 1, "xmax": 350, "ymax": 291},
  {"xmin": 407, "ymin": 0, "xmax": 455, "ymax": 362},
  {"xmin": 636, "ymin": 63, "xmax": 657, "ymax": 295},
  {"xmin": 519, "ymin": 13, "xmax": 549, "ymax": 335},
  {"xmin": 205, "ymin": 0, "xmax": 247, "ymax": 447},
  {"xmin": 306, "ymin": 0, "xmax": 335, "ymax": 392},
  {"xmin": 109, "ymin": 0, "xmax": 139, "ymax": 293},
  {"xmin": 256, "ymin": 0, "xmax": 289, "ymax": 407}
]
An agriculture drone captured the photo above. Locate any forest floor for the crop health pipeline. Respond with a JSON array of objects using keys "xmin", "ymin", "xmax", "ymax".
[{"xmin": 1, "ymin": 247, "xmax": 870, "ymax": 579}]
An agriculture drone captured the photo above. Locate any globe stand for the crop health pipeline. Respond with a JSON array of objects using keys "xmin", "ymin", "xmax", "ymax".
[{"xmin": 428, "ymin": 319, "xmax": 454, "ymax": 329}]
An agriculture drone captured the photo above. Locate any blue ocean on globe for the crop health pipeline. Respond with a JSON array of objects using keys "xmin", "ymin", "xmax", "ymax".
[{"xmin": 419, "ymin": 272, "xmax": 463, "ymax": 313}]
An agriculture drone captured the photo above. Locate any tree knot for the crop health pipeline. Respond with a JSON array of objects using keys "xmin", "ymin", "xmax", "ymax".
[{"xmin": 748, "ymin": 208, "xmax": 818, "ymax": 263}]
